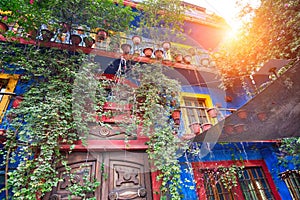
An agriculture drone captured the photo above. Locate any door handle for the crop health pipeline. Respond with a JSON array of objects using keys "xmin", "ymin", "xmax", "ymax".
[{"xmin": 108, "ymin": 187, "xmax": 147, "ymax": 199}]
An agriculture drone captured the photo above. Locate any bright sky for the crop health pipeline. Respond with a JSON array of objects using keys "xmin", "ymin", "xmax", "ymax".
[{"xmin": 184, "ymin": 0, "xmax": 260, "ymax": 31}]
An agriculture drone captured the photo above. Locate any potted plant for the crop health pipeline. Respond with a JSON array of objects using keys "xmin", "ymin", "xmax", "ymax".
[
  {"xmin": 162, "ymin": 41, "xmax": 171, "ymax": 52},
  {"xmin": 121, "ymin": 43, "xmax": 132, "ymax": 55},
  {"xmin": 0, "ymin": 21, "xmax": 8, "ymax": 33},
  {"xmin": 174, "ymin": 53, "xmax": 183, "ymax": 63},
  {"xmin": 189, "ymin": 122, "xmax": 201, "ymax": 135},
  {"xmin": 154, "ymin": 49, "xmax": 164, "ymax": 60},
  {"xmin": 207, "ymin": 107, "xmax": 218, "ymax": 118},
  {"xmin": 12, "ymin": 95, "xmax": 24, "ymax": 109},
  {"xmin": 234, "ymin": 123, "xmax": 247, "ymax": 133},
  {"xmin": 143, "ymin": 47, "xmax": 153, "ymax": 58},
  {"xmin": 224, "ymin": 124, "xmax": 234, "ymax": 135},
  {"xmin": 237, "ymin": 109, "xmax": 248, "ymax": 119},
  {"xmin": 257, "ymin": 112, "xmax": 267, "ymax": 121},
  {"xmin": 41, "ymin": 29, "xmax": 54, "ymax": 42},
  {"xmin": 183, "ymin": 55, "xmax": 192, "ymax": 64},
  {"xmin": 0, "ymin": 129, "xmax": 6, "ymax": 143},
  {"xmin": 83, "ymin": 36, "xmax": 95, "ymax": 48},
  {"xmin": 132, "ymin": 35, "xmax": 142, "ymax": 45},
  {"xmin": 96, "ymin": 29, "xmax": 108, "ymax": 41},
  {"xmin": 201, "ymin": 123, "xmax": 213, "ymax": 131},
  {"xmin": 70, "ymin": 34, "xmax": 82, "ymax": 46},
  {"xmin": 171, "ymin": 109, "xmax": 181, "ymax": 125}
]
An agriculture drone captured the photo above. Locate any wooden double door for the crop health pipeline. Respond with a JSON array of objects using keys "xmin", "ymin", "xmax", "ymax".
[{"xmin": 45, "ymin": 151, "xmax": 152, "ymax": 200}]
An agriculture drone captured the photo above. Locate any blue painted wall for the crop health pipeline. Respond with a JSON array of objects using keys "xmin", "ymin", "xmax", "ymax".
[{"xmin": 177, "ymin": 142, "xmax": 297, "ymax": 200}]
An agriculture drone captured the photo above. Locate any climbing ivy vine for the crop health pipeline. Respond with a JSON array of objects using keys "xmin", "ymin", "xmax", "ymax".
[
  {"xmin": 0, "ymin": 43, "xmax": 189, "ymax": 199},
  {"xmin": 0, "ymin": 0, "xmax": 188, "ymax": 199}
]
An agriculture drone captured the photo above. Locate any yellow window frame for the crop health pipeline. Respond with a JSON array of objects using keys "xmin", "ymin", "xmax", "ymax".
[
  {"xmin": 179, "ymin": 92, "xmax": 214, "ymax": 134},
  {"xmin": 0, "ymin": 74, "xmax": 19, "ymax": 121}
]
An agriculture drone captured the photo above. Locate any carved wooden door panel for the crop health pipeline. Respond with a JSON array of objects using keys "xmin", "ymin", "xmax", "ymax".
[
  {"xmin": 102, "ymin": 151, "xmax": 152, "ymax": 200},
  {"xmin": 43, "ymin": 152, "xmax": 100, "ymax": 200},
  {"xmin": 44, "ymin": 151, "xmax": 152, "ymax": 200}
]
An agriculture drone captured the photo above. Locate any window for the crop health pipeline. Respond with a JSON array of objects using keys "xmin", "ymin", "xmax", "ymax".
[
  {"xmin": 0, "ymin": 74, "xmax": 19, "ymax": 121},
  {"xmin": 200, "ymin": 168, "xmax": 236, "ymax": 200},
  {"xmin": 192, "ymin": 161, "xmax": 280, "ymax": 200},
  {"xmin": 280, "ymin": 170, "xmax": 300, "ymax": 200},
  {"xmin": 239, "ymin": 167, "xmax": 275, "ymax": 200},
  {"xmin": 180, "ymin": 92, "xmax": 214, "ymax": 134}
]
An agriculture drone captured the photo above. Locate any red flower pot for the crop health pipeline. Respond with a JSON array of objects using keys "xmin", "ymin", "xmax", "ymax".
[
  {"xmin": 12, "ymin": 96, "xmax": 24, "ymax": 108},
  {"xmin": 70, "ymin": 34, "xmax": 82, "ymax": 46},
  {"xmin": 201, "ymin": 123, "xmax": 212, "ymax": 131},
  {"xmin": 154, "ymin": 49, "xmax": 164, "ymax": 60},
  {"xmin": 183, "ymin": 55, "xmax": 192, "ymax": 64},
  {"xmin": 0, "ymin": 129, "xmax": 6, "ymax": 143},
  {"xmin": 97, "ymin": 30, "xmax": 108, "ymax": 41},
  {"xmin": 237, "ymin": 109, "xmax": 248, "ymax": 119},
  {"xmin": 189, "ymin": 122, "xmax": 201, "ymax": 135},
  {"xmin": 224, "ymin": 124, "xmax": 234, "ymax": 135},
  {"xmin": 257, "ymin": 112, "xmax": 267, "ymax": 121},
  {"xmin": 121, "ymin": 43, "xmax": 132, "ymax": 54},
  {"xmin": 171, "ymin": 110, "xmax": 181, "ymax": 125},
  {"xmin": 162, "ymin": 42, "xmax": 171, "ymax": 51},
  {"xmin": 207, "ymin": 108, "xmax": 218, "ymax": 118},
  {"xmin": 132, "ymin": 35, "xmax": 142, "ymax": 45},
  {"xmin": 0, "ymin": 21, "xmax": 8, "ymax": 33},
  {"xmin": 143, "ymin": 47, "xmax": 153, "ymax": 58},
  {"xmin": 83, "ymin": 37, "xmax": 95, "ymax": 48},
  {"xmin": 41, "ymin": 29, "xmax": 54, "ymax": 42},
  {"xmin": 234, "ymin": 124, "xmax": 247, "ymax": 133},
  {"xmin": 174, "ymin": 54, "xmax": 183, "ymax": 63}
]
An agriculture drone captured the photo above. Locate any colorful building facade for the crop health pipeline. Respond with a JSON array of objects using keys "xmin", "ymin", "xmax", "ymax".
[{"xmin": 0, "ymin": 1, "xmax": 299, "ymax": 199}]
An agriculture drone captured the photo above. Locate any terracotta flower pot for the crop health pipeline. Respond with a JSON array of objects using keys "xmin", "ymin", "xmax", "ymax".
[
  {"xmin": 257, "ymin": 112, "xmax": 267, "ymax": 121},
  {"xmin": 132, "ymin": 35, "xmax": 142, "ymax": 45},
  {"xmin": 83, "ymin": 37, "xmax": 95, "ymax": 48},
  {"xmin": 70, "ymin": 34, "xmax": 82, "ymax": 46},
  {"xmin": 0, "ymin": 21, "xmax": 8, "ymax": 33},
  {"xmin": 224, "ymin": 124, "xmax": 234, "ymax": 135},
  {"xmin": 171, "ymin": 109, "xmax": 181, "ymax": 125},
  {"xmin": 200, "ymin": 58, "xmax": 209, "ymax": 67},
  {"xmin": 0, "ymin": 129, "xmax": 6, "ymax": 143},
  {"xmin": 189, "ymin": 122, "xmax": 201, "ymax": 135},
  {"xmin": 12, "ymin": 96, "xmax": 24, "ymax": 109},
  {"xmin": 162, "ymin": 42, "xmax": 171, "ymax": 51},
  {"xmin": 121, "ymin": 43, "xmax": 132, "ymax": 54},
  {"xmin": 183, "ymin": 55, "xmax": 192, "ymax": 64},
  {"xmin": 97, "ymin": 29, "xmax": 108, "ymax": 41},
  {"xmin": 171, "ymin": 110, "xmax": 180, "ymax": 120},
  {"xmin": 174, "ymin": 54, "xmax": 183, "ymax": 63},
  {"xmin": 237, "ymin": 109, "xmax": 248, "ymax": 119},
  {"xmin": 201, "ymin": 123, "xmax": 212, "ymax": 131},
  {"xmin": 154, "ymin": 49, "xmax": 164, "ymax": 60},
  {"xmin": 143, "ymin": 47, "xmax": 153, "ymax": 58},
  {"xmin": 41, "ymin": 29, "xmax": 54, "ymax": 42},
  {"xmin": 207, "ymin": 108, "xmax": 218, "ymax": 118},
  {"xmin": 234, "ymin": 124, "xmax": 247, "ymax": 133}
]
